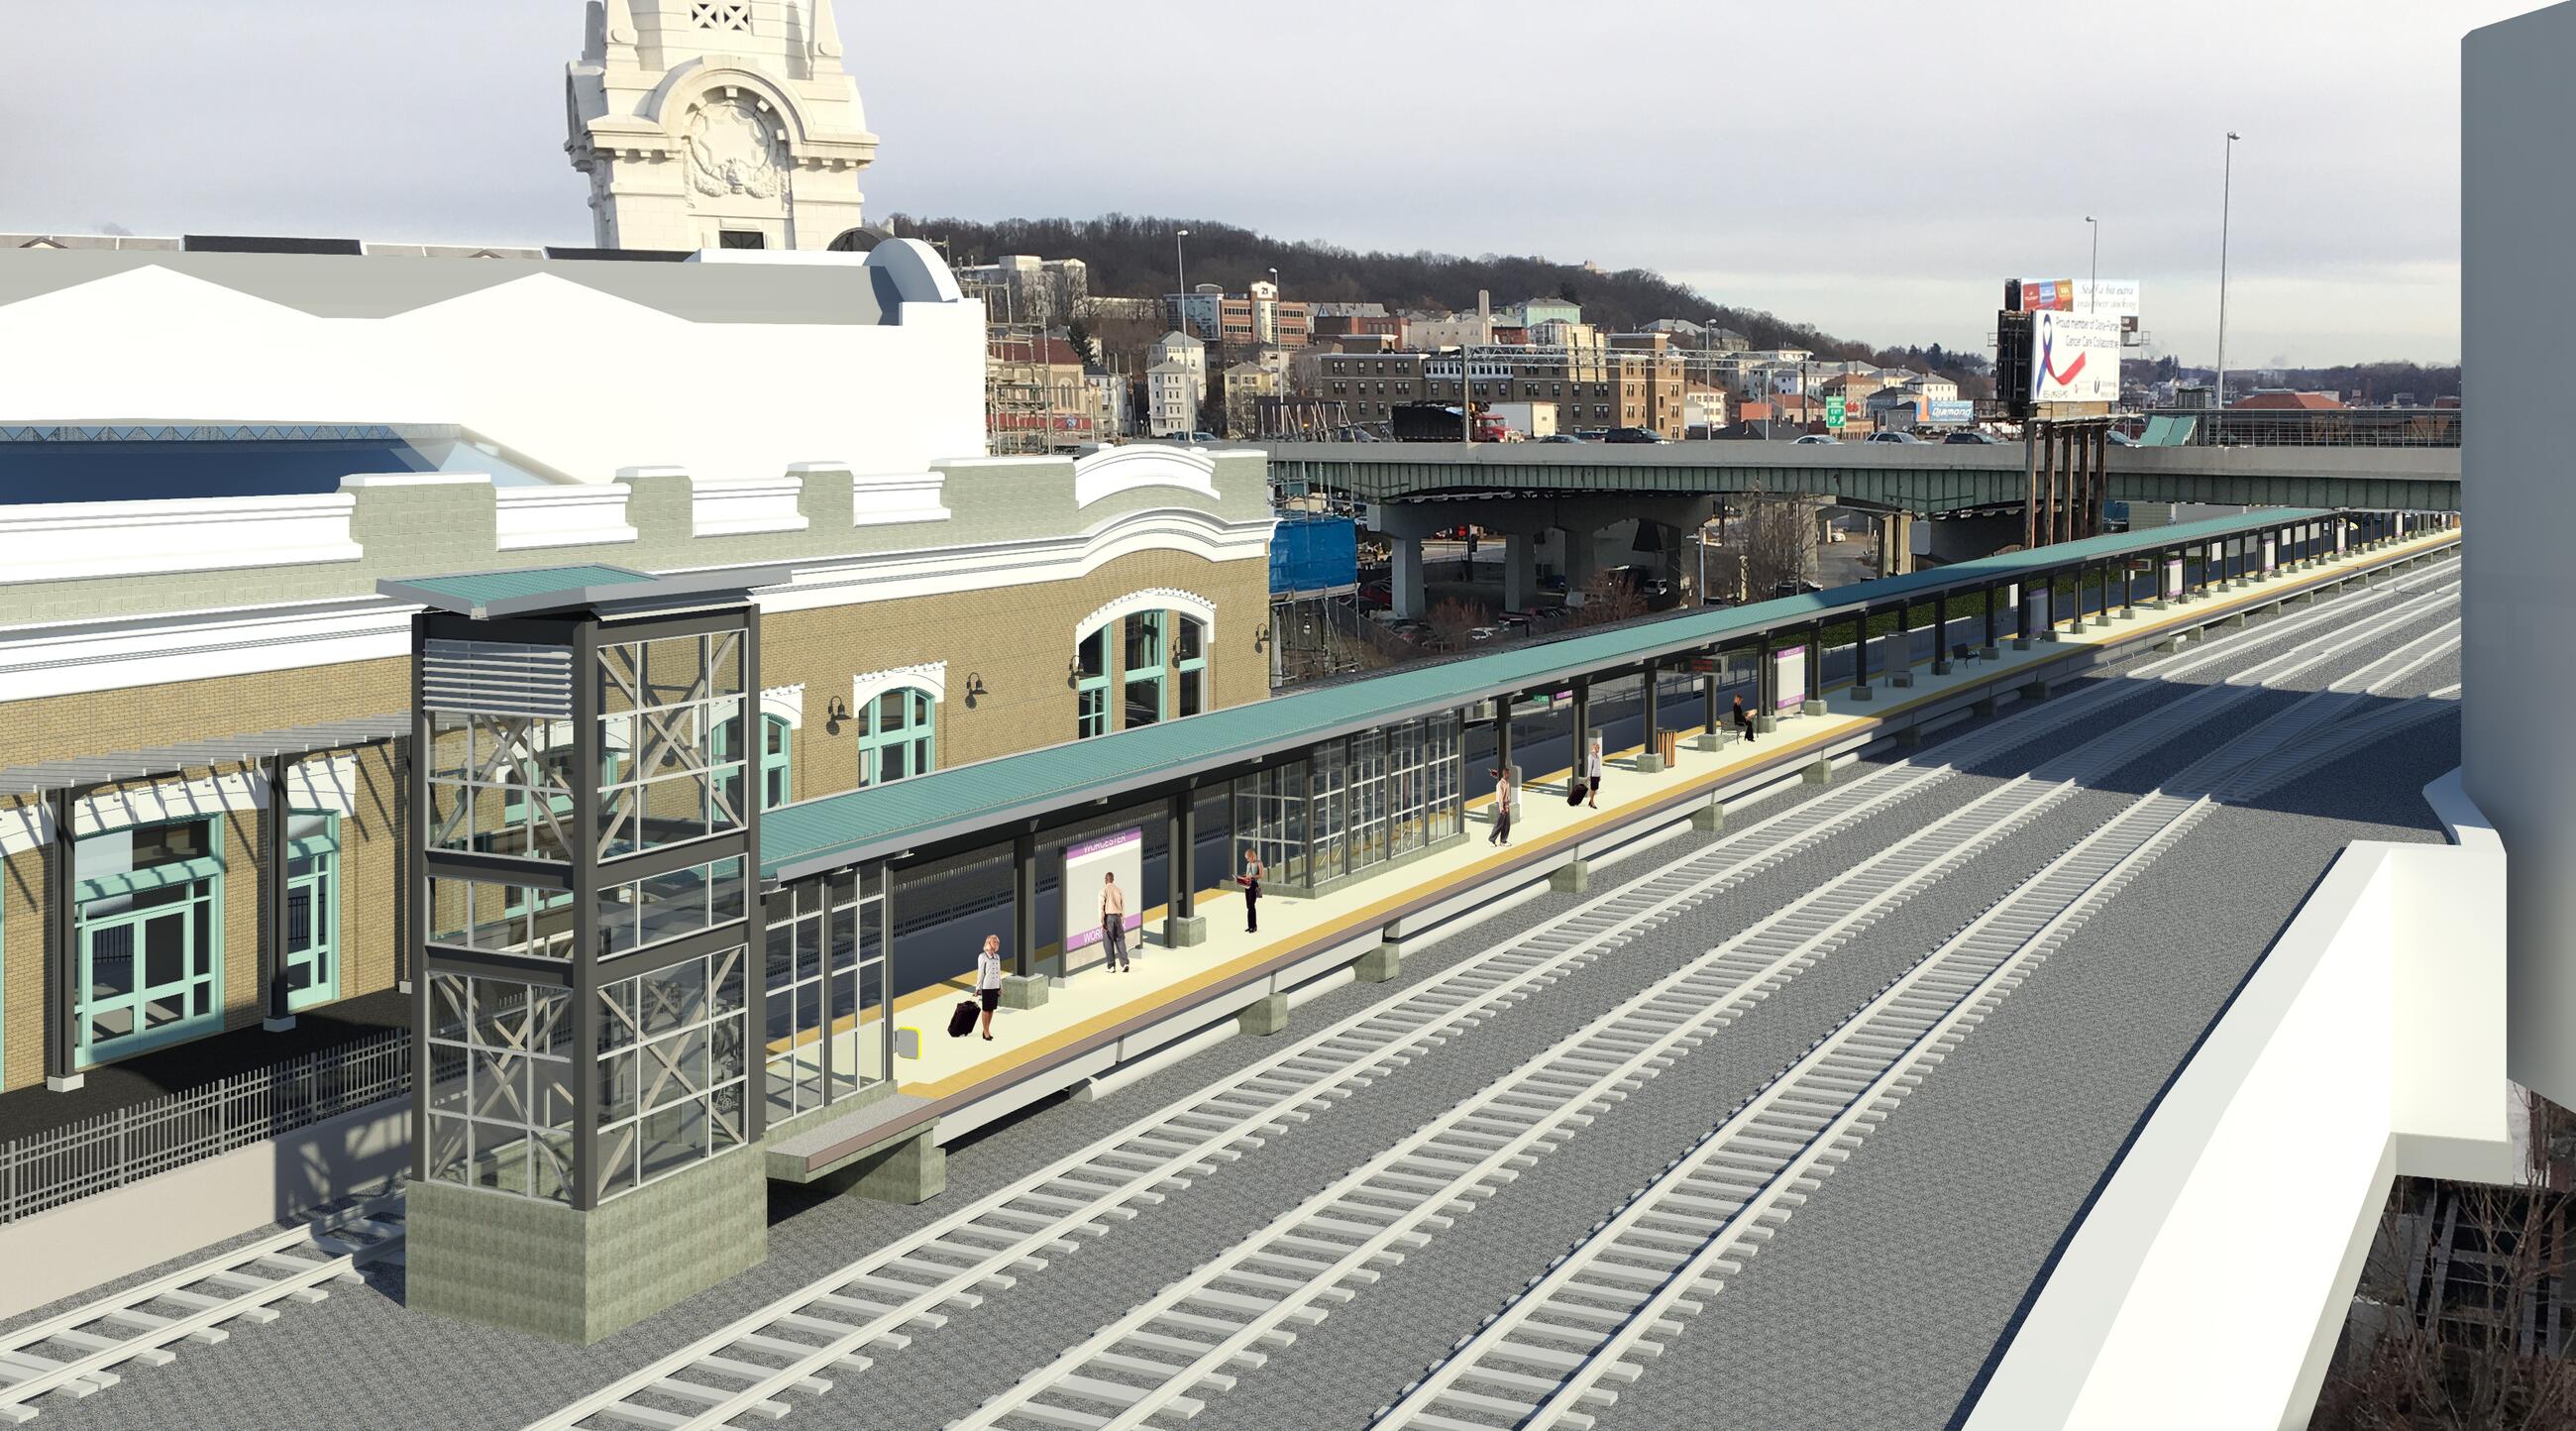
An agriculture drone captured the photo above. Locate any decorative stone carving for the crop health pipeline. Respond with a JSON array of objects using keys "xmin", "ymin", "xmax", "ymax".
[{"xmin": 685, "ymin": 94, "xmax": 786, "ymax": 201}]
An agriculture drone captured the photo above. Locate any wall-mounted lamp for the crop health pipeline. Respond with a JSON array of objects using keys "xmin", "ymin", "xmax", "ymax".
[
  {"xmin": 1252, "ymin": 622, "xmax": 1272, "ymax": 651},
  {"xmin": 823, "ymin": 697, "xmax": 850, "ymax": 735},
  {"xmin": 962, "ymin": 672, "xmax": 989, "ymax": 709}
]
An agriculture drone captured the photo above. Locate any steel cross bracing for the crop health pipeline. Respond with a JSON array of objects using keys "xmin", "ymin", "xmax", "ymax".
[
  {"xmin": 934, "ymin": 579, "xmax": 2459, "ymax": 1431},
  {"xmin": 1371, "ymin": 605, "xmax": 2461, "ymax": 1431},
  {"xmin": 526, "ymin": 557, "xmax": 2456, "ymax": 1431},
  {"xmin": 0, "ymin": 1195, "xmax": 403, "ymax": 1424}
]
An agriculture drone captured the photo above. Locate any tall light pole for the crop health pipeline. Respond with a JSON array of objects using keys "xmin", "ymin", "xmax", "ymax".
[
  {"xmin": 1173, "ymin": 228, "xmax": 1192, "ymax": 334},
  {"xmin": 2084, "ymin": 216, "xmax": 2099, "ymax": 312},
  {"xmin": 2216, "ymin": 133, "xmax": 2239, "ymax": 411}
]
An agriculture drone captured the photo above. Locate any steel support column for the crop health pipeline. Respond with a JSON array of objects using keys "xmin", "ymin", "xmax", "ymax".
[
  {"xmin": 44, "ymin": 783, "xmax": 81, "ymax": 1092},
  {"xmin": 1013, "ymin": 829, "xmax": 1038, "ymax": 981},
  {"xmin": 263, "ymin": 754, "xmax": 294, "ymax": 1032}
]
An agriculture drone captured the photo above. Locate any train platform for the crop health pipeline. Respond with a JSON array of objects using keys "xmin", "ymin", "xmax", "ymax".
[{"xmin": 767, "ymin": 523, "xmax": 2462, "ymax": 1187}]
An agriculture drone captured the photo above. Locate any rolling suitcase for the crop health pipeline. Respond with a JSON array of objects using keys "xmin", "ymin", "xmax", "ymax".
[
  {"xmin": 1566, "ymin": 781, "xmax": 1586, "ymax": 807},
  {"xmin": 948, "ymin": 998, "xmax": 980, "ymax": 1038}
]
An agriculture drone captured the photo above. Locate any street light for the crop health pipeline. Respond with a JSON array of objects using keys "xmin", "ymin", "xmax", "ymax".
[
  {"xmin": 2216, "ymin": 133, "xmax": 2240, "ymax": 410},
  {"xmin": 2084, "ymin": 216, "xmax": 2099, "ymax": 312},
  {"xmin": 1173, "ymin": 228, "xmax": 1192, "ymax": 335}
]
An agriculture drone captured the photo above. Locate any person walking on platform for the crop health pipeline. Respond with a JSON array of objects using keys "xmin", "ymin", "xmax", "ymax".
[
  {"xmin": 975, "ymin": 935, "xmax": 1005, "ymax": 1041},
  {"xmin": 1239, "ymin": 846, "xmax": 1265, "ymax": 934},
  {"xmin": 1488, "ymin": 768, "xmax": 1516, "ymax": 847},
  {"xmin": 1100, "ymin": 870, "xmax": 1130, "ymax": 972},
  {"xmin": 1732, "ymin": 695, "xmax": 1758, "ymax": 745},
  {"xmin": 1583, "ymin": 734, "xmax": 1605, "ymax": 809}
]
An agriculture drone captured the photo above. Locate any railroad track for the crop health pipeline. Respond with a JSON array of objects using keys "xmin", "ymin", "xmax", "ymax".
[
  {"xmin": 930, "ymin": 581, "xmax": 2459, "ymax": 1431},
  {"xmin": 1367, "ymin": 614, "xmax": 2461, "ymax": 1431},
  {"xmin": 528, "ymin": 561, "xmax": 2459, "ymax": 1431},
  {"xmin": 0, "ymin": 1194, "xmax": 403, "ymax": 1424}
]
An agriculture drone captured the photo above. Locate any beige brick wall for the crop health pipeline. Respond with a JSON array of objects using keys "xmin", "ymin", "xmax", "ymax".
[
  {"xmin": 2, "ymin": 825, "xmax": 40, "ymax": 1094},
  {"xmin": 0, "ymin": 548, "xmax": 1271, "ymax": 1092},
  {"xmin": 761, "ymin": 549, "xmax": 1270, "ymax": 797}
]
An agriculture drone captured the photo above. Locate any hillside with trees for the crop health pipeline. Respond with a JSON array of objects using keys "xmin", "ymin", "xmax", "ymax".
[{"xmin": 890, "ymin": 212, "xmax": 1991, "ymax": 396}]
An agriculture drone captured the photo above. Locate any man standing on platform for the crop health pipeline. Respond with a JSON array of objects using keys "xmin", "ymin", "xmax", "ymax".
[{"xmin": 1100, "ymin": 870, "xmax": 1130, "ymax": 972}]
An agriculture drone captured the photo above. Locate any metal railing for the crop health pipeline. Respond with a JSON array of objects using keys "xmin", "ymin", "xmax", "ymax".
[{"xmin": 0, "ymin": 1028, "xmax": 409, "ymax": 1226}]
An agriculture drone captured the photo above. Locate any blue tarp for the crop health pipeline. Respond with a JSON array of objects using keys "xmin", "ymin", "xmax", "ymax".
[{"xmin": 1270, "ymin": 514, "xmax": 1358, "ymax": 594}]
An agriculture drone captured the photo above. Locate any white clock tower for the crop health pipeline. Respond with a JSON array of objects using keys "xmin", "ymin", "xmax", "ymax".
[{"xmin": 565, "ymin": 0, "xmax": 879, "ymax": 252}]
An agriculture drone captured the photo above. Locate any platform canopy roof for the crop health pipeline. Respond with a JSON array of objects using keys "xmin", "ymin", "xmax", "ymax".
[{"xmin": 762, "ymin": 507, "xmax": 2336, "ymax": 881}]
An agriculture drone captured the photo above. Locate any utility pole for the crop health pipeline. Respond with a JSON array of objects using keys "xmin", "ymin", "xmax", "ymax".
[
  {"xmin": 2216, "ymin": 133, "xmax": 2239, "ymax": 411},
  {"xmin": 1174, "ymin": 227, "xmax": 1191, "ymax": 334},
  {"xmin": 2086, "ymin": 215, "xmax": 2099, "ymax": 311}
]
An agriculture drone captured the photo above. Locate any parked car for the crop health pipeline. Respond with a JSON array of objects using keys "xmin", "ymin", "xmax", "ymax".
[
  {"xmin": 1468, "ymin": 626, "xmax": 1499, "ymax": 642},
  {"xmin": 1541, "ymin": 574, "xmax": 1568, "ymax": 593},
  {"xmin": 1604, "ymin": 427, "xmax": 1669, "ymax": 444},
  {"xmin": 1791, "ymin": 433, "xmax": 1837, "ymax": 445},
  {"xmin": 1357, "ymin": 581, "xmax": 1391, "ymax": 605},
  {"xmin": 1570, "ymin": 428, "xmax": 1611, "ymax": 441},
  {"xmin": 1866, "ymin": 430, "xmax": 1929, "ymax": 444},
  {"xmin": 1942, "ymin": 429, "xmax": 2001, "ymax": 445},
  {"xmin": 1537, "ymin": 433, "xmax": 1587, "ymax": 444}
]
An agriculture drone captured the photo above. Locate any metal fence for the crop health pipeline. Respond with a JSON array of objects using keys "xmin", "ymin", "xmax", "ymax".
[{"xmin": 0, "ymin": 1028, "xmax": 409, "ymax": 1226}]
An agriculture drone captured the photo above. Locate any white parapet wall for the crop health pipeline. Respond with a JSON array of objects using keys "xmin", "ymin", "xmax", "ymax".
[
  {"xmin": 0, "ymin": 491, "xmax": 364, "ymax": 582},
  {"xmin": 1966, "ymin": 769, "xmax": 2510, "ymax": 1429}
]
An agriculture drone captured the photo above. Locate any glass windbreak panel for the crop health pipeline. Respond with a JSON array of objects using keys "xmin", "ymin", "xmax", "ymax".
[
  {"xmin": 595, "ymin": 944, "xmax": 751, "ymax": 1201},
  {"xmin": 429, "ymin": 875, "xmax": 576, "ymax": 961},
  {"xmin": 426, "ymin": 711, "xmax": 581, "ymax": 863},
  {"xmin": 596, "ymin": 855, "xmax": 746, "ymax": 959},
  {"xmin": 597, "ymin": 631, "xmax": 746, "ymax": 858},
  {"xmin": 423, "ymin": 972, "xmax": 576, "ymax": 1203}
]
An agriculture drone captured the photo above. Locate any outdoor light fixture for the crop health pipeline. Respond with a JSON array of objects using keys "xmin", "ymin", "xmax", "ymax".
[
  {"xmin": 823, "ymin": 696, "xmax": 849, "ymax": 734},
  {"xmin": 962, "ymin": 671, "xmax": 989, "ymax": 708},
  {"xmin": 1253, "ymin": 622, "xmax": 1272, "ymax": 650}
]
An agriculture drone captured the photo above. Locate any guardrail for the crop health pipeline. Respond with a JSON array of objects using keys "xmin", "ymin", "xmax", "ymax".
[{"xmin": 0, "ymin": 1028, "xmax": 409, "ymax": 1226}]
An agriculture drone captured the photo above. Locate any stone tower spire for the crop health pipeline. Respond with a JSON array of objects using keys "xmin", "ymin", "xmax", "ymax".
[{"xmin": 564, "ymin": 0, "xmax": 880, "ymax": 252}]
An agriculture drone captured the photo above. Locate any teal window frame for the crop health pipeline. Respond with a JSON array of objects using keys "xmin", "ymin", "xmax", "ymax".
[
  {"xmin": 1174, "ymin": 614, "xmax": 1208, "ymax": 717},
  {"xmin": 715, "ymin": 714, "xmax": 794, "ymax": 812},
  {"xmin": 858, "ymin": 689, "xmax": 935, "ymax": 787},
  {"xmin": 73, "ymin": 819, "xmax": 226, "ymax": 1068},
  {"xmin": 1123, "ymin": 612, "xmax": 1167, "ymax": 731},
  {"xmin": 1076, "ymin": 627, "xmax": 1113, "ymax": 739},
  {"xmin": 283, "ymin": 811, "xmax": 340, "ymax": 1012}
]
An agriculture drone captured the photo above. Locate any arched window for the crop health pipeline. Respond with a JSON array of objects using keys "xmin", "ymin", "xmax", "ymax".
[
  {"xmin": 859, "ymin": 687, "xmax": 935, "ymax": 786},
  {"xmin": 714, "ymin": 713, "xmax": 794, "ymax": 813},
  {"xmin": 1076, "ymin": 606, "xmax": 1213, "ymax": 737}
]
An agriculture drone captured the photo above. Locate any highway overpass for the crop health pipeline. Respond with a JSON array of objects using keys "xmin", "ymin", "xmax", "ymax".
[{"xmin": 1260, "ymin": 439, "xmax": 2462, "ymax": 515}]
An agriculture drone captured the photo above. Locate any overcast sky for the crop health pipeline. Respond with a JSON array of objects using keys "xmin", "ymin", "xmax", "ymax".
[{"xmin": 3, "ymin": 0, "xmax": 2524, "ymax": 367}]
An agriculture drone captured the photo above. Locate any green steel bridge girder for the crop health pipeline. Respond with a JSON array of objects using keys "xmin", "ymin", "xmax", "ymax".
[{"xmin": 1261, "ymin": 444, "xmax": 2463, "ymax": 517}]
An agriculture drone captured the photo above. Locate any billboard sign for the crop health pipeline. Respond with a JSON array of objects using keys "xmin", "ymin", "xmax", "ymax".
[
  {"xmin": 1772, "ymin": 646, "xmax": 1807, "ymax": 713},
  {"xmin": 1925, "ymin": 398, "xmax": 1976, "ymax": 426},
  {"xmin": 2028, "ymin": 311, "xmax": 2122, "ymax": 405},
  {"xmin": 2018, "ymin": 278, "xmax": 2142, "ymax": 317}
]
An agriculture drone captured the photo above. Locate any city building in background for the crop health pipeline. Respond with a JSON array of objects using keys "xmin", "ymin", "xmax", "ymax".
[{"xmin": 1147, "ymin": 329, "xmax": 1209, "ymax": 436}]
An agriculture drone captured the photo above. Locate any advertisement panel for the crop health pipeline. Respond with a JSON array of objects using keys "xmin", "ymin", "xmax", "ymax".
[
  {"xmin": 1062, "ymin": 828, "xmax": 1144, "ymax": 963},
  {"xmin": 2262, "ymin": 537, "xmax": 2278, "ymax": 574},
  {"xmin": 2165, "ymin": 557, "xmax": 2185, "ymax": 600},
  {"xmin": 2028, "ymin": 311, "xmax": 2122, "ymax": 405},
  {"xmin": 1926, "ymin": 399, "xmax": 1976, "ymax": 426},
  {"xmin": 2019, "ymin": 278, "xmax": 2143, "ymax": 317},
  {"xmin": 1772, "ymin": 646, "xmax": 1807, "ymax": 713}
]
